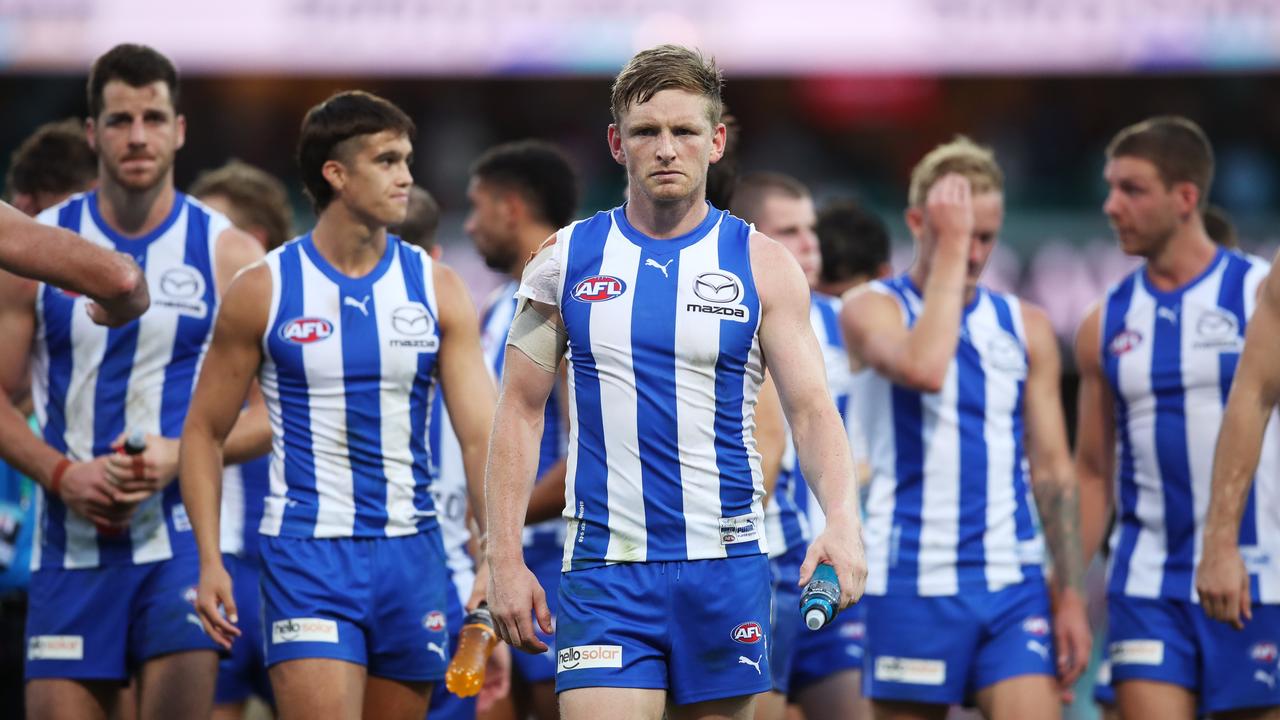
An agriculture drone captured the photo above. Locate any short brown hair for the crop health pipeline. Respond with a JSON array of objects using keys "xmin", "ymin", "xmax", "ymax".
[
  {"xmin": 88, "ymin": 44, "xmax": 179, "ymax": 118},
  {"xmin": 730, "ymin": 171, "xmax": 810, "ymax": 226},
  {"xmin": 297, "ymin": 90, "xmax": 416, "ymax": 212},
  {"xmin": 908, "ymin": 136, "xmax": 1004, "ymax": 208},
  {"xmin": 610, "ymin": 44, "xmax": 723, "ymax": 126},
  {"xmin": 1106, "ymin": 116, "xmax": 1214, "ymax": 209},
  {"xmin": 5, "ymin": 118, "xmax": 97, "ymax": 197},
  {"xmin": 190, "ymin": 159, "xmax": 293, "ymax": 250}
]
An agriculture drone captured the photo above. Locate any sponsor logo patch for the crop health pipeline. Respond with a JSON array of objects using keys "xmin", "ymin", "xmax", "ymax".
[
  {"xmin": 28, "ymin": 635, "xmax": 84, "ymax": 661},
  {"xmin": 1110, "ymin": 639, "xmax": 1164, "ymax": 666},
  {"xmin": 172, "ymin": 505, "xmax": 192, "ymax": 532},
  {"xmin": 279, "ymin": 317, "xmax": 334, "ymax": 345},
  {"xmin": 687, "ymin": 271, "xmax": 750, "ymax": 323},
  {"xmin": 389, "ymin": 304, "xmax": 440, "ymax": 350},
  {"xmin": 556, "ymin": 644, "xmax": 622, "ymax": 672},
  {"xmin": 719, "ymin": 513, "xmax": 761, "ymax": 546},
  {"xmin": 874, "ymin": 656, "xmax": 946, "ymax": 685},
  {"xmin": 155, "ymin": 266, "xmax": 209, "ymax": 318},
  {"xmin": 731, "ymin": 621, "xmax": 764, "ymax": 644},
  {"xmin": 571, "ymin": 276, "xmax": 626, "ymax": 303},
  {"xmin": 271, "ymin": 618, "xmax": 339, "ymax": 644}
]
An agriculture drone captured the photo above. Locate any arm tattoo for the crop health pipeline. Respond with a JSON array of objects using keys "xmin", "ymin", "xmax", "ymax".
[{"xmin": 1034, "ymin": 478, "xmax": 1085, "ymax": 594}]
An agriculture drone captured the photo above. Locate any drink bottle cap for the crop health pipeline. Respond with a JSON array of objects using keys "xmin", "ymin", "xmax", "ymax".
[{"xmin": 805, "ymin": 607, "xmax": 827, "ymax": 631}]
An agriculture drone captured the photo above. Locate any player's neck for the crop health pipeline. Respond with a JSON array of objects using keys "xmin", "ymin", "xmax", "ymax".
[
  {"xmin": 311, "ymin": 204, "xmax": 388, "ymax": 277},
  {"xmin": 508, "ymin": 224, "xmax": 557, "ymax": 281},
  {"xmin": 626, "ymin": 192, "xmax": 708, "ymax": 240},
  {"xmin": 1144, "ymin": 227, "xmax": 1218, "ymax": 292},
  {"xmin": 95, "ymin": 177, "xmax": 175, "ymax": 238}
]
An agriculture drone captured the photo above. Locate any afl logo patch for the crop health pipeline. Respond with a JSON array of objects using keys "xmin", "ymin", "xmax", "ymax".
[
  {"xmin": 1108, "ymin": 329, "xmax": 1142, "ymax": 356},
  {"xmin": 572, "ymin": 275, "xmax": 627, "ymax": 303},
  {"xmin": 279, "ymin": 317, "xmax": 334, "ymax": 344},
  {"xmin": 731, "ymin": 621, "xmax": 764, "ymax": 644}
]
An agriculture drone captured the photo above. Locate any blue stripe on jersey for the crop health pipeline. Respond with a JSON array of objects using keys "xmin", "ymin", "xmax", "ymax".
[
  {"xmin": 1104, "ymin": 275, "xmax": 1141, "ymax": 596},
  {"xmin": 886, "ymin": 278, "xmax": 925, "ymax": 590},
  {"xmin": 486, "ymin": 298, "xmax": 514, "ymax": 378},
  {"xmin": 988, "ymin": 293, "xmax": 1039, "ymax": 576},
  {"xmin": 1216, "ymin": 252, "xmax": 1261, "ymax": 598},
  {"xmin": 273, "ymin": 243, "xmax": 320, "ymax": 534},
  {"xmin": 632, "ymin": 246, "xmax": 686, "ymax": 558},
  {"xmin": 399, "ymin": 246, "xmax": 439, "ymax": 527},
  {"xmin": 561, "ymin": 212, "xmax": 613, "ymax": 569},
  {"xmin": 955, "ymin": 307, "xmax": 989, "ymax": 588},
  {"xmin": 1150, "ymin": 293, "xmax": 1195, "ymax": 598},
  {"xmin": 713, "ymin": 216, "xmax": 763, "ymax": 556},
  {"xmin": 158, "ymin": 204, "xmax": 213, "ymax": 437}
]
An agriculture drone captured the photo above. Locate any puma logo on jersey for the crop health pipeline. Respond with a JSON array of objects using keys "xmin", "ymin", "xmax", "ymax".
[
  {"xmin": 644, "ymin": 258, "xmax": 673, "ymax": 278},
  {"xmin": 344, "ymin": 295, "xmax": 371, "ymax": 316},
  {"xmin": 1157, "ymin": 306, "xmax": 1179, "ymax": 324},
  {"xmin": 738, "ymin": 654, "xmax": 762, "ymax": 675}
]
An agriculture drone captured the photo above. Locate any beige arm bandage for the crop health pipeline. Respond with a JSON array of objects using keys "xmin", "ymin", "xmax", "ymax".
[{"xmin": 506, "ymin": 299, "xmax": 567, "ymax": 373}]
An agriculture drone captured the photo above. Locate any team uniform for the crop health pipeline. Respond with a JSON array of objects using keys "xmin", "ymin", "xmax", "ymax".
[
  {"xmin": 216, "ymin": 456, "xmax": 273, "ymax": 706},
  {"xmin": 25, "ymin": 191, "xmax": 223, "ymax": 679},
  {"xmin": 520, "ymin": 204, "xmax": 772, "ymax": 703},
  {"xmin": 482, "ymin": 280, "xmax": 567, "ymax": 684},
  {"xmin": 255, "ymin": 233, "xmax": 451, "ymax": 680},
  {"xmin": 425, "ymin": 394, "xmax": 477, "ymax": 720},
  {"xmin": 1098, "ymin": 247, "xmax": 1280, "ymax": 714},
  {"xmin": 784, "ymin": 293, "xmax": 869, "ymax": 696},
  {"xmin": 852, "ymin": 275, "xmax": 1053, "ymax": 704}
]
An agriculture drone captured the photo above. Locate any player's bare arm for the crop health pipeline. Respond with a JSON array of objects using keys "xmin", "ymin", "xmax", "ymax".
[
  {"xmin": 524, "ymin": 365, "xmax": 570, "ymax": 524},
  {"xmin": 1073, "ymin": 304, "xmax": 1116, "ymax": 566},
  {"xmin": 486, "ymin": 296, "xmax": 561, "ymax": 655},
  {"xmin": 839, "ymin": 174, "xmax": 973, "ymax": 392},
  {"xmin": 1022, "ymin": 302, "xmax": 1091, "ymax": 688},
  {"xmin": 0, "ymin": 269, "xmax": 134, "ymax": 527},
  {"xmin": 105, "ymin": 226, "xmax": 266, "ymax": 500},
  {"xmin": 434, "ymin": 260, "xmax": 498, "ymax": 605},
  {"xmin": 179, "ymin": 262, "xmax": 271, "ymax": 649},
  {"xmin": 1197, "ymin": 266, "xmax": 1280, "ymax": 629},
  {"xmin": 753, "ymin": 232, "xmax": 867, "ymax": 608},
  {"xmin": 0, "ymin": 200, "xmax": 150, "ymax": 327}
]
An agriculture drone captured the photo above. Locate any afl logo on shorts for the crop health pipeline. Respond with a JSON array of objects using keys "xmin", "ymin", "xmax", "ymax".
[
  {"xmin": 279, "ymin": 317, "xmax": 334, "ymax": 345},
  {"xmin": 423, "ymin": 611, "xmax": 446, "ymax": 633},
  {"xmin": 731, "ymin": 621, "xmax": 764, "ymax": 644},
  {"xmin": 572, "ymin": 275, "xmax": 626, "ymax": 303}
]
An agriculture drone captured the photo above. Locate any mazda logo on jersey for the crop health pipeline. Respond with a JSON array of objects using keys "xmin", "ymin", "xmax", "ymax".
[
  {"xmin": 572, "ymin": 275, "xmax": 627, "ymax": 302},
  {"xmin": 1196, "ymin": 309, "xmax": 1237, "ymax": 340},
  {"xmin": 693, "ymin": 272, "xmax": 741, "ymax": 304},
  {"xmin": 159, "ymin": 267, "xmax": 204, "ymax": 299},
  {"xmin": 392, "ymin": 305, "xmax": 433, "ymax": 336},
  {"xmin": 279, "ymin": 317, "xmax": 334, "ymax": 344}
]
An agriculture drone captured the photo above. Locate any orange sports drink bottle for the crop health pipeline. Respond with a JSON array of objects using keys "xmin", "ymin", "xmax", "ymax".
[{"xmin": 445, "ymin": 603, "xmax": 498, "ymax": 697}]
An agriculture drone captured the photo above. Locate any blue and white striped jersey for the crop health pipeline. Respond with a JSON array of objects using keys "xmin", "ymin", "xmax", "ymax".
[
  {"xmin": 764, "ymin": 293, "xmax": 850, "ymax": 555},
  {"xmin": 853, "ymin": 275, "xmax": 1044, "ymax": 596},
  {"xmin": 523, "ymin": 205, "xmax": 768, "ymax": 570},
  {"xmin": 31, "ymin": 191, "xmax": 228, "ymax": 569},
  {"xmin": 1100, "ymin": 247, "xmax": 1280, "ymax": 603},
  {"xmin": 481, "ymin": 280, "xmax": 566, "ymax": 558},
  {"xmin": 220, "ymin": 456, "xmax": 269, "ymax": 565},
  {"xmin": 258, "ymin": 233, "xmax": 441, "ymax": 539}
]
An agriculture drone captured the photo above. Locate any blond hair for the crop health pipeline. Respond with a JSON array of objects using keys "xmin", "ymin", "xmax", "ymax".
[
  {"xmin": 908, "ymin": 136, "xmax": 1004, "ymax": 207},
  {"xmin": 610, "ymin": 44, "xmax": 723, "ymax": 126}
]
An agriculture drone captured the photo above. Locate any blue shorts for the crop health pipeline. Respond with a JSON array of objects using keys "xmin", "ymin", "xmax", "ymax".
[
  {"xmin": 215, "ymin": 554, "xmax": 272, "ymax": 706},
  {"xmin": 789, "ymin": 601, "xmax": 866, "ymax": 696},
  {"xmin": 555, "ymin": 556, "xmax": 773, "ymax": 705},
  {"xmin": 1107, "ymin": 595, "xmax": 1280, "ymax": 714},
  {"xmin": 767, "ymin": 545, "xmax": 805, "ymax": 695},
  {"xmin": 510, "ymin": 542, "xmax": 561, "ymax": 685},
  {"xmin": 862, "ymin": 580, "xmax": 1055, "ymax": 704},
  {"xmin": 426, "ymin": 569, "xmax": 476, "ymax": 720},
  {"xmin": 1093, "ymin": 657, "xmax": 1114, "ymax": 706},
  {"xmin": 25, "ymin": 555, "xmax": 219, "ymax": 680},
  {"xmin": 259, "ymin": 532, "xmax": 451, "ymax": 681}
]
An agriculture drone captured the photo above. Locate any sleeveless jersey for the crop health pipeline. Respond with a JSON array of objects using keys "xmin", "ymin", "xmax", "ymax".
[
  {"xmin": 219, "ymin": 456, "xmax": 269, "ymax": 564},
  {"xmin": 853, "ymin": 275, "xmax": 1044, "ymax": 596},
  {"xmin": 480, "ymin": 280, "xmax": 567, "ymax": 558},
  {"xmin": 30, "ymin": 191, "xmax": 228, "ymax": 569},
  {"xmin": 257, "ymin": 233, "xmax": 441, "ymax": 539},
  {"xmin": 526, "ymin": 204, "xmax": 768, "ymax": 570},
  {"xmin": 1100, "ymin": 247, "xmax": 1280, "ymax": 603},
  {"xmin": 764, "ymin": 292, "xmax": 850, "ymax": 555}
]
